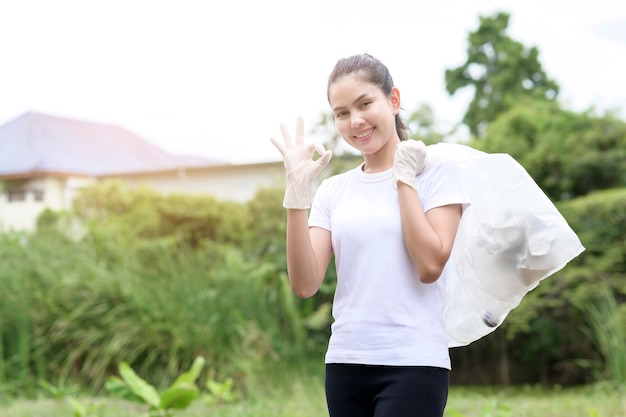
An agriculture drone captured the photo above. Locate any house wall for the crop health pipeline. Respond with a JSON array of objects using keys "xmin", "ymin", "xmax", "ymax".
[
  {"xmin": 105, "ymin": 161, "xmax": 285, "ymax": 202},
  {"xmin": 0, "ymin": 162, "xmax": 285, "ymax": 233},
  {"xmin": 0, "ymin": 191, "xmax": 46, "ymax": 232},
  {"xmin": 0, "ymin": 176, "xmax": 95, "ymax": 232}
]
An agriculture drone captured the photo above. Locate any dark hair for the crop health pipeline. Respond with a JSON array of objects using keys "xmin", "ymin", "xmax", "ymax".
[{"xmin": 327, "ymin": 53, "xmax": 408, "ymax": 141}]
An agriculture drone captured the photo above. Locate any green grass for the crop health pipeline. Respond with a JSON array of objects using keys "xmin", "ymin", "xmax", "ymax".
[
  {"xmin": 3, "ymin": 366, "xmax": 625, "ymax": 417},
  {"xmin": 445, "ymin": 384, "xmax": 626, "ymax": 417}
]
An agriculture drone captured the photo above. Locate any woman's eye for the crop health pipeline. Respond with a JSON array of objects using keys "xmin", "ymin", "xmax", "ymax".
[{"xmin": 361, "ymin": 101, "xmax": 371, "ymax": 108}]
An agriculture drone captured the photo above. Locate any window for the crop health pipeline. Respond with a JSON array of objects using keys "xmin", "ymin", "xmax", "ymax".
[
  {"xmin": 33, "ymin": 190, "xmax": 45, "ymax": 202},
  {"xmin": 8, "ymin": 191, "xmax": 26, "ymax": 202}
]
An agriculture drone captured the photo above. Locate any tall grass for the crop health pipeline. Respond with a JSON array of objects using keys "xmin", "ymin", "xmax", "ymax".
[
  {"xmin": 0, "ymin": 233, "xmax": 43, "ymax": 394},
  {"xmin": 578, "ymin": 284, "xmax": 626, "ymax": 384},
  {"xmin": 0, "ymin": 229, "xmax": 304, "ymax": 397}
]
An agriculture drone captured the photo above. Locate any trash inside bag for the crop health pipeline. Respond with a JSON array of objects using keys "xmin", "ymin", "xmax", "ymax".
[{"xmin": 426, "ymin": 143, "xmax": 585, "ymax": 348}]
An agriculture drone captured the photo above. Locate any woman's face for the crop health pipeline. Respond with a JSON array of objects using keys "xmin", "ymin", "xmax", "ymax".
[{"xmin": 328, "ymin": 74, "xmax": 400, "ymax": 156}]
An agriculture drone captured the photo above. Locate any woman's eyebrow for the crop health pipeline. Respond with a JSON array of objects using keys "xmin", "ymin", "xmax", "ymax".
[{"xmin": 332, "ymin": 94, "xmax": 369, "ymax": 112}]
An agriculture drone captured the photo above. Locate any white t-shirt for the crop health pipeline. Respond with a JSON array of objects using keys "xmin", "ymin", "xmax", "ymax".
[{"xmin": 309, "ymin": 160, "xmax": 470, "ymax": 369}]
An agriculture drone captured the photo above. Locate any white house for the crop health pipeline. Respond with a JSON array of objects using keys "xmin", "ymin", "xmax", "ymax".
[{"xmin": 0, "ymin": 112, "xmax": 284, "ymax": 232}]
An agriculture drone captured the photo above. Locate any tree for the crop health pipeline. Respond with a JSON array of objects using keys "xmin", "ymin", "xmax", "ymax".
[
  {"xmin": 473, "ymin": 100, "xmax": 626, "ymax": 201},
  {"xmin": 445, "ymin": 12, "xmax": 559, "ymax": 137},
  {"xmin": 406, "ymin": 103, "xmax": 446, "ymax": 145}
]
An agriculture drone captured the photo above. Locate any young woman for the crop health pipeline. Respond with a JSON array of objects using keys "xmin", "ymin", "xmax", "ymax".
[{"xmin": 271, "ymin": 53, "xmax": 470, "ymax": 417}]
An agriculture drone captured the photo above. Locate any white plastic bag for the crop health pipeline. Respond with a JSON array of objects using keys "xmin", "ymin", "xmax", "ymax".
[{"xmin": 426, "ymin": 143, "xmax": 585, "ymax": 348}]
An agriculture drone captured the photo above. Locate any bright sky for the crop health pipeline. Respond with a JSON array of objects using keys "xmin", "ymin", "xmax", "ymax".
[{"xmin": 1, "ymin": 0, "xmax": 625, "ymax": 163}]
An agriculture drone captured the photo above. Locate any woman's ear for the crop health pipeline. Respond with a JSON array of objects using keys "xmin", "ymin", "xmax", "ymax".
[{"xmin": 390, "ymin": 87, "xmax": 401, "ymax": 115}]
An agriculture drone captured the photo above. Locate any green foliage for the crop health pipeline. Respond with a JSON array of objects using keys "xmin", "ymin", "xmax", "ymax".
[
  {"xmin": 0, "ymin": 181, "xmax": 316, "ymax": 396},
  {"xmin": 445, "ymin": 12, "xmax": 559, "ymax": 137},
  {"xmin": 243, "ymin": 186, "xmax": 286, "ymax": 261},
  {"xmin": 72, "ymin": 180, "xmax": 247, "ymax": 248},
  {"xmin": 550, "ymin": 184, "xmax": 626, "ymax": 372},
  {"xmin": 105, "ymin": 356, "xmax": 206, "ymax": 416},
  {"xmin": 406, "ymin": 103, "xmax": 446, "ymax": 144},
  {"xmin": 557, "ymin": 188, "xmax": 626, "ymax": 275},
  {"xmin": 576, "ymin": 284, "xmax": 626, "ymax": 384},
  {"xmin": 473, "ymin": 101, "xmax": 626, "ymax": 200},
  {"xmin": 203, "ymin": 376, "xmax": 239, "ymax": 406}
]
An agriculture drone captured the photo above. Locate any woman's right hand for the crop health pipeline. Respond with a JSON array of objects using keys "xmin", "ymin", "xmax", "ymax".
[{"xmin": 270, "ymin": 116, "xmax": 333, "ymax": 209}]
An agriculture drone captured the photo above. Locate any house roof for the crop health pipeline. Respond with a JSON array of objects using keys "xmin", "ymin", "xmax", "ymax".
[{"xmin": 0, "ymin": 112, "xmax": 227, "ymax": 178}]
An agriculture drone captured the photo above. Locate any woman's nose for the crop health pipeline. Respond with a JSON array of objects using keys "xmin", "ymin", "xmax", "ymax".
[{"xmin": 351, "ymin": 113, "xmax": 364, "ymax": 128}]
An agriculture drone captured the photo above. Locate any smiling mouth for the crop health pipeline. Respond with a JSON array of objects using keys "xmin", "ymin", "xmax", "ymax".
[{"xmin": 355, "ymin": 128, "xmax": 374, "ymax": 139}]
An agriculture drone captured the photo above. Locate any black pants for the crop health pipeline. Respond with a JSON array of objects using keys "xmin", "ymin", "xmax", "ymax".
[{"xmin": 325, "ymin": 364, "xmax": 449, "ymax": 417}]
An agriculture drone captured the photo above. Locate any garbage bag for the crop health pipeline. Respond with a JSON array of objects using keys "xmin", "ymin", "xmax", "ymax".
[{"xmin": 426, "ymin": 143, "xmax": 585, "ymax": 348}]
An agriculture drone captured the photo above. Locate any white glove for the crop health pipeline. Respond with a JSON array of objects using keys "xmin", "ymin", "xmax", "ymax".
[
  {"xmin": 270, "ymin": 116, "xmax": 333, "ymax": 209},
  {"xmin": 392, "ymin": 140, "xmax": 427, "ymax": 191}
]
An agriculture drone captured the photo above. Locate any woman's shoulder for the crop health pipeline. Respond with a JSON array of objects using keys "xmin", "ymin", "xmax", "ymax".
[
  {"xmin": 421, "ymin": 143, "xmax": 486, "ymax": 181},
  {"xmin": 425, "ymin": 142, "xmax": 486, "ymax": 166}
]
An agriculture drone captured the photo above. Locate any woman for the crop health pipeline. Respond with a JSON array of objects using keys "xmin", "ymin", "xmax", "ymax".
[{"xmin": 271, "ymin": 53, "xmax": 470, "ymax": 417}]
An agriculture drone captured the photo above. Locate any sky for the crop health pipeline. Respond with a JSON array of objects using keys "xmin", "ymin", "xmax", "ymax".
[{"xmin": 1, "ymin": 0, "xmax": 625, "ymax": 163}]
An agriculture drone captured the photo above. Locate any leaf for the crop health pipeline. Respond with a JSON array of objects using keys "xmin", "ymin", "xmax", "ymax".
[
  {"xmin": 171, "ymin": 356, "xmax": 205, "ymax": 388},
  {"xmin": 118, "ymin": 362, "xmax": 161, "ymax": 408},
  {"xmin": 159, "ymin": 383, "xmax": 199, "ymax": 410},
  {"xmin": 206, "ymin": 377, "xmax": 238, "ymax": 403},
  {"xmin": 105, "ymin": 376, "xmax": 145, "ymax": 403}
]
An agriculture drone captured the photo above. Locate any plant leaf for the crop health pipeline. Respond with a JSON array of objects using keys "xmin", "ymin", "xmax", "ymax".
[
  {"xmin": 105, "ymin": 376, "xmax": 145, "ymax": 403},
  {"xmin": 159, "ymin": 383, "xmax": 199, "ymax": 410},
  {"xmin": 171, "ymin": 356, "xmax": 205, "ymax": 387},
  {"xmin": 118, "ymin": 362, "xmax": 160, "ymax": 408}
]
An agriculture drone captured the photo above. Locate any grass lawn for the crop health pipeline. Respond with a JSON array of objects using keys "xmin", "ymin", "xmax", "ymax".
[
  {"xmin": 2, "ymin": 367, "xmax": 625, "ymax": 417},
  {"xmin": 4, "ymin": 385, "xmax": 625, "ymax": 417},
  {"xmin": 445, "ymin": 384, "xmax": 626, "ymax": 417}
]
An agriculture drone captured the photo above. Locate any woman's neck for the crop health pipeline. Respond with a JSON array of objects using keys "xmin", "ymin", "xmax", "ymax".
[
  {"xmin": 362, "ymin": 157, "xmax": 392, "ymax": 173},
  {"xmin": 362, "ymin": 137, "xmax": 399, "ymax": 173}
]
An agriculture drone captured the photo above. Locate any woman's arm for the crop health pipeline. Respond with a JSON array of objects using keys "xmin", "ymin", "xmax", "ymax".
[
  {"xmin": 285, "ymin": 209, "xmax": 333, "ymax": 298},
  {"xmin": 397, "ymin": 183, "xmax": 462, "ymax": 283},
  {"xmin": 270, "ymin": 116, "xmax": 333, "ymax": 298}
]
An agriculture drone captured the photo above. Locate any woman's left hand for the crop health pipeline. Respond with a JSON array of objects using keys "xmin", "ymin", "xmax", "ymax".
[{"xmin": 392, "ymin": 140, "xmax": 427, "ymax": 191}]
